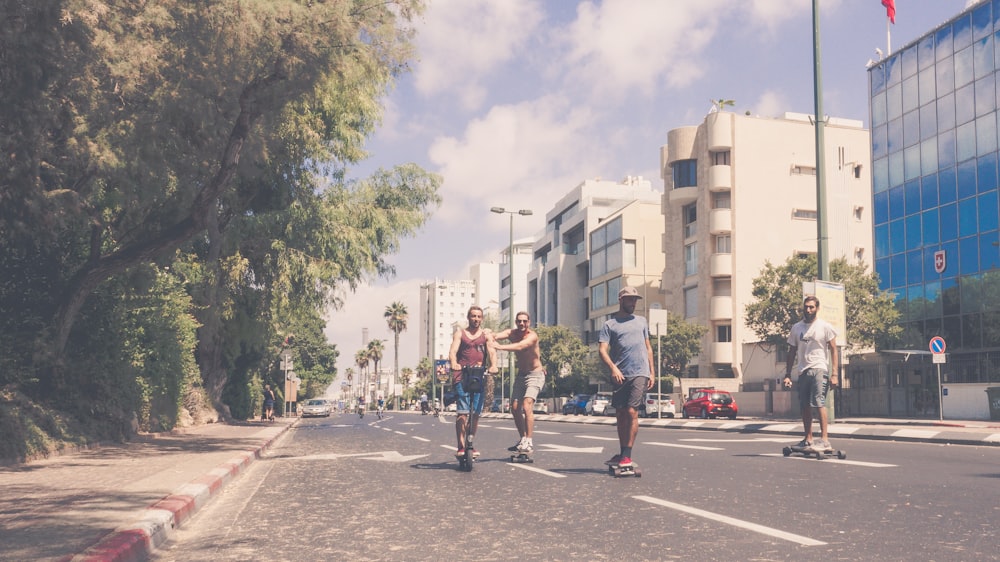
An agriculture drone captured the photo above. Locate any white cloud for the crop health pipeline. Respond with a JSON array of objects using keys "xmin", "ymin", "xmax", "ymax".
[
  {"xmin": 426, "ymin": 95, "xmax": 604, "ymax": 222},
  {"xmin": 413, "ymin": 0, "xmax": 544, "ymax": 110}
]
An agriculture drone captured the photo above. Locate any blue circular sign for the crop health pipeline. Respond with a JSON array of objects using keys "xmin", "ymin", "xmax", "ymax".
[{"xmin": 929, "ymin": 336, "xmax": 946, "ymax": 354}]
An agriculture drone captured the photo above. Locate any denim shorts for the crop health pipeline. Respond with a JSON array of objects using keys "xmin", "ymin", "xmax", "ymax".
[
  {"xmin": 455, "ymin": 381, "xmax": 484, "ymax": 415},
  {"xmin": 798, "ymin": 368, "xmax": 829, "ymax": 409}
]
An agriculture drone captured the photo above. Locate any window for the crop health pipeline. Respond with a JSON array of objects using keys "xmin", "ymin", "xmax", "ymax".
[
  {"xmin": 713, "ymin": 192, "xmax": 731, "ymax": 209},
  {"xmin": 589, "ymin": 217, "xmax": 625, "ymax": 279},
  {"xmin": 624, "ymin": 240, "xmax": 637, "ymax": 268},
  {"xmin": 683, "ymin": 204, "xmax": 697, "ymax": 238},
  {"xmin": 716, "ymin": 324, "xmax": 732, "ymax": 342},
  {"xmin": 853, "ymin": 206, "xmax": 864, "ymax": 221},
  {"xmin": 714, "ymin": 234, "xmax": 731, "ymax": 254},
  {"xmin": 792, "ymin": 165, "xmax": 817, "ymax": 175},
  {"xmin": 711, "ymin": 150, "xmax": 730, "ymax": 165},
  {"xmin": 590, "ymin": 284, "xmax": 606, "ymax": 311},
  {"xmin": 792, "ymin": 209, "xmax": 818, "ymax": 220},
  {"xmin": 672, "ymin": 159, "xmax": 698, "ymax": 187},
  {"xmin": 684, "ymin": 243, "xmax": 698, "ymax": 276},
  {"xmin": 684, "ymin": 286, "xmax": 698, "ymax": 318}
]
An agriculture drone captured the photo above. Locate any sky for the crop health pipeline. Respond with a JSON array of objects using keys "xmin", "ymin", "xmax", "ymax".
[{"xmin": 322, "ymin": 0, "xmax": 978, "ymax": 389}]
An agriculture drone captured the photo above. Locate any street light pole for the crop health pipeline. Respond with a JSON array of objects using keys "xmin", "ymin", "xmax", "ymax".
[{"xmin": 491, "ymin": 207, "xmax": 532, "ymax": 399}]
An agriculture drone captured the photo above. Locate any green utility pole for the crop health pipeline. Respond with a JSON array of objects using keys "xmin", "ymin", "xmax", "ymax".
[{"xmin": 812, "ymin": 0, "xmax": 830, "ymax": 282}]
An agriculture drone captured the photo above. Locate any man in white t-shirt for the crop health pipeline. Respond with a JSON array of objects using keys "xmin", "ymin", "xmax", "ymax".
[{"xmin": 785, "ymin": 295, "xmax": 839, "ymax": 451}]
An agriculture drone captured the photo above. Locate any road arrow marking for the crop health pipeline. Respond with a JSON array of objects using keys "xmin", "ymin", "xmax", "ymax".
[
  {"xmin": 577, "ymin": 435, "xmax": 618, "ymax": 442},
  {"xmin": 761, "ymin": 453, "xmax": 897, "ymax": 468},
  {"xmin": 295, "ymin": 451, "xmax": 428, "ymax": 463},
  {"xmin": 680, "ymin": 437, "xmax": 796, "ymax": 443}
]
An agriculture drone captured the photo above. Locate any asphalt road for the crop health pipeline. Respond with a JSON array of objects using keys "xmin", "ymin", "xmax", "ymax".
[{"xmin": 153, "ymin": 412, "xmax": 999, "ymax": 561}]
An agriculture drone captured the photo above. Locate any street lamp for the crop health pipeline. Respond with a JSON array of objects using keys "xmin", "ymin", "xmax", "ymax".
[{"xmin": 491, "ymin": 206, "xmax": 533, "ymax": 398}]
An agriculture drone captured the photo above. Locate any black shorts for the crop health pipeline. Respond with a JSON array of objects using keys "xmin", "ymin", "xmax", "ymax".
[{"xmin": 611, "ymin": 376, "xmax": 648, "ymax": 410}]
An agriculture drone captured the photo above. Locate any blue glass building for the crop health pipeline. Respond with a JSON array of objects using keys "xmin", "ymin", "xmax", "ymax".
[{"xmin": 870, "ymin": 0, "xmax": 1000, "ymax": 385}]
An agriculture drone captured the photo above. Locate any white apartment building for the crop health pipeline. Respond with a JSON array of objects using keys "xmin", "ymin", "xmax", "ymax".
[
  {"xmin": 585, "ymin": 199, "xmax": 667, "ymax": 345},
  {"xmin": 526, "ymin": 176, "xmax": 662, "ymax": 337},
  {"xmin": 418, "ymin": 279, "xmax": 479, "ymax": 364},
  {"xmin": 496, "ymin": 237, "xmax": 534, "ymax": 326},
  {"xmin": 661, "ymin": 111, "xmax": 873, "ymax": 388}
]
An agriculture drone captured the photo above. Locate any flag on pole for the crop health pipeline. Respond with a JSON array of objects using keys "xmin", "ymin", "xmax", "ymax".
[{"xmin": 882, "ymin": 0, "xmax": 895, "ymax": 24}]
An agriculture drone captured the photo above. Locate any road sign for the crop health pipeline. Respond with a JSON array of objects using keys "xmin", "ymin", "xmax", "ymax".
[{"xmin": 929, "ymin": 336, "xmax": 946, "ymax": 354}]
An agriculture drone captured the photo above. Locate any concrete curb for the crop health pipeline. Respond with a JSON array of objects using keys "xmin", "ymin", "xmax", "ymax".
[
  {"xmin": 71, "ymin": 422, "xmax": 295, "ymax": 562},
  {"xmin": 477, "ymin": 412, "xmax": 1000, "ymax": 447}
]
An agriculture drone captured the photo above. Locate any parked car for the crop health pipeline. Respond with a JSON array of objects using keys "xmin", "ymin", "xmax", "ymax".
[
  {"xmin": 301, "ymin": 398, "xmax": 332, "ymax": 418},
  {"xmin": 639, "ymin": 393, "xmax": 676, "ymax": 418},
  {"xmin": 562, "ymin": 393, "xmax": 591, "ymax": 415},
  {"xmin": 532, "ymin": 398, "xmax": 549, "ymax": 414},
  {"xmin": 682, "ymin": 389, "xmax": 738, "ymax": 419},
  {"xmin": 589, "ymin": 392, "xmax": 612, "ymax": 415},
  {"xmin": 491, "ymin": 398, "xmax": 510, "ymax": 413}
]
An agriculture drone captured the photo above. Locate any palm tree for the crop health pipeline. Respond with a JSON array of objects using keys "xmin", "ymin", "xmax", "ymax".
[
  {"xmin": 367, "ymin": 339, "xmax": 385, "ymax": 398},
  {"xmin": 385, "ymin": 302, "xmax": 408, "ymax": 409},
  {"xmin": 355, "ymin": 349, "xmax": 369, "ymax": 402}
]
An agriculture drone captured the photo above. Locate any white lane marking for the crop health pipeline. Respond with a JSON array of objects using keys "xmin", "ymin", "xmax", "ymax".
[
  {"xmin": 381, "ymin": 427, "xmax": 392, "ymax": 432},
  {"xmin": 680, "ymin": 437, "xmax": 794, "ymax": 443},
  {"xmin": 986, "ymin": 433, "xmax": 1000, "ymax": 443},
  {"xmin": 761, "ymin": 453, "xmax": 897, "ymax": 467},
  {"xmin": 510, "ymin": 463, "xmax": 566, "ymax": 478},
  {"xmin": 577, "ymin": 435, "xmax": 619, "ymax": 442},
  {"xmin": 394, "ymin": 431, "xmax": 407, "ymax": 435},
  {"xmin": 633, "ymin": 495, "xmax": 826, "ymax": 546},
  {"xmin": 536, "ymin": 444, "xmax": 604, "ymax": 453},
  {"xmin": 645, "ymin": 441, "xmax": 723, "ymax": 451},
  {"xmin": 533, "ymin": 430, "xmax": 560, "ymax": 435},
  {"xmin": 412, "ymin": 436, "xmax": 430, "ymax": 442}
]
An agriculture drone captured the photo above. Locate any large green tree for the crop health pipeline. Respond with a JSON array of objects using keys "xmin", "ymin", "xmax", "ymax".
[
  {"xmin": 0, "ymin": 1, "xmax": 440, "ymax": 429},
  {"xmin": 535, "ymin": 324, "xmax": 596, "ymax": 402},
  {"xmin": 744, "ymin": 256, "xmax": 901, "ymax": 353}
]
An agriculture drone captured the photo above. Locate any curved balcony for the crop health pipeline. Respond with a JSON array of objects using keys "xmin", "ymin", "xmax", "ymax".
[
  {"xmin": 710, "ymin": 253, "xmax": 732, "ymax": 277},
  {"xmin": 710, "ymin": 341, "xmax": 734, "ymax": 364},
  {"xmin": 668, "ymin": 185, "xmax": 698, "ymax": 205},
  {"xmin": 709, "ymin": 295, "xmax": 733, "ymax": 321},
  {"xmin": 709, "ymin": 208, "xmax": 732, "ymax": 234},
  {"xmin": 665, "ymin": 126, "xmax": 698, "ymax": 165},
  {"xmin": 707, "ymin": 113, "xmax": 733, "ymax": 151},
  {"xmin": 708, "ymin": 164, "xmax": 732, "ymax": 191}
]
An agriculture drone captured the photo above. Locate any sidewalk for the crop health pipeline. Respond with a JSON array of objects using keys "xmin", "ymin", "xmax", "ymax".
[
  {"xmin": 0, "ymin": 418, "xmax": 295, "ymax": 562},
  {"xmin": 1, "ymin": 413, "xmax": 997, "ymax": 562}
]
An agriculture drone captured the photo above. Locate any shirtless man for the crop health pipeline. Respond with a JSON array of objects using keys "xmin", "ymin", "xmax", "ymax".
[
  {"xmin": 449, "ymin": 306, "xmax": 498, "ymax": 457},
  {"xmin": 491, "ymin": 311, "xmax": 545, "ymax": 453}
]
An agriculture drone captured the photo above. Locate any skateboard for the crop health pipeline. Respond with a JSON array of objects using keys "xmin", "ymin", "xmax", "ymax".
[
  {"xmin": 782, "ymin": 443, "xmax": 847, "ymax": 460},
  {"xmin": 608, "ymin": 461, "xmax": 642, "ymax": 478},
  {"xmin": 509, "ymin": 451, "xmax": 534, "ymax": 464}
]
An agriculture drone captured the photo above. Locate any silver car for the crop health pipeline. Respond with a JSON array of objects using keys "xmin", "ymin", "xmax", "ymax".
[{"xmin": 301, "ymin": 398, "xmax": 332, "ymax": 418}]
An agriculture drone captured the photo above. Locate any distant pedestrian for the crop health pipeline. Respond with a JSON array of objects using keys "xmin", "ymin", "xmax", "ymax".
[
  {"xmin": 263, "ymin": 384, "xmax": 276, "ymax": 421},
  {"xmin": 785, "ymin": 295, "xmax": 839, "ymax": 451},
  {"xmin": 598, "ymin": 287, "xmax": 654, "ymax": 469}
]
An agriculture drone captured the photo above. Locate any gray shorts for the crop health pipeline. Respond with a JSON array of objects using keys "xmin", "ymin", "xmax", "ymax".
[
  {"xmin": 798, "ymin": 368, "xmax": 829, "ymax": 409},
  {"xmin": 611, "ymin": 376, "xmax": 648, "ymax": 410},
  {"xmin": 512, "ymin": 369, "xmax": 545, "ymax": 401}
]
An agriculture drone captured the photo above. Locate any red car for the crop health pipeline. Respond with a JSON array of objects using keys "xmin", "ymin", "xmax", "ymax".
[{"xmin": 682, "ymin": 389, "xmax": 738, "ymax": 419}]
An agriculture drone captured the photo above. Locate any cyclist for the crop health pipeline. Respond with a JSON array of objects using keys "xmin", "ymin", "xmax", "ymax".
[
  {"xmin": 357, "ymin": 396, "xmax": 366, "ymax": 418},
  {"xmin": 449, "ymin": 306, "xmax": 498, "ymax": 458},
  {"xmin": 376, "ymin": 396, "xmax": 385, "ymax": 418}
]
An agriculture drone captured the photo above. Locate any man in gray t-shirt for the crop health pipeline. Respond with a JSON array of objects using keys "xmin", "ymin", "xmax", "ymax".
[{"xmin": 598, "ymin": 286, "xmax": 655, "ymax": 468}]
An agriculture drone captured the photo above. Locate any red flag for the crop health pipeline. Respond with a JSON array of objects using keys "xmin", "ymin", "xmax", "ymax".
[{"xmin": 882, "ymin": 0, "xmax": 895, "ymax": 24}]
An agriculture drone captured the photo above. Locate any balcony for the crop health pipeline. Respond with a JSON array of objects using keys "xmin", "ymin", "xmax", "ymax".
[
  {"xmin": 710, "ymin": 253, "xmax": 732, "ymax": 277},
  {"xmin": 706, "ymin": 113, "xmax": 733, "ymax": 150},
  {"xmin": 710, "ymin": 342, "xmax": 733, "ymax": 364},
  {"xmin": 668, "ymin": 185, "xmax": 698, "ymax": 205},
  {"xmin": 709, "ymin": 208, "xmax": 732, "ymax": 234},
  {"xmin": 709, "ymin": 295, "xmax": 732, "ymax": 321},
  {"xmin": 708, "ymin": 164, "xmax": 732, "ymax": 191}
]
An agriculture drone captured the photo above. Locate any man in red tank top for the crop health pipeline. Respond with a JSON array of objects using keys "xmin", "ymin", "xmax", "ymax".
[{"xmin": 449, "ymin": 306, "xmax": 498, "ymax": 456}]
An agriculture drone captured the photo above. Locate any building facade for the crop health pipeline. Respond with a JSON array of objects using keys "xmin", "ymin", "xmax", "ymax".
[
  {"xmin": 661, "ymin": 111, "xmax": 873, "ymax": 387},
  {"xmin": 418, "ymin": 279, "xmax": 479, "ymax": 364},
  {"xmin": 525, "ymin": 176, "xmax": 662, "ymax": 336},
  {"xmin": 867, "ymin": 1, "xmax": 1000, "ymax": 388},
  {"xmin": 496, "ymin": 237, "xmax": 534, "ymax": 325}
]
